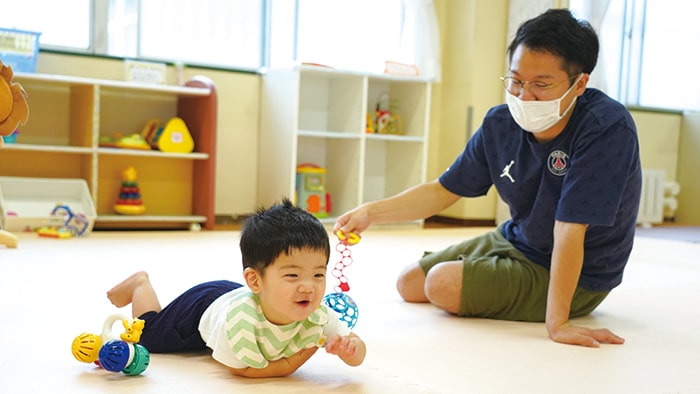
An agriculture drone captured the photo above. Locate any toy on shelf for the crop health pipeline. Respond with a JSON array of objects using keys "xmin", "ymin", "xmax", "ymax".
[
  {"xmin": 0, "ymin": 60, "xmax": 29, "ymax": 147},
  {"xmin": 114, "ymin": 166, "xmax": 146, "ymax": 215},
  {"xmin": 99, "ymin": 133, "xmax": 151, "ymax": 150},
  {"xmin": 295, "ymin": 163, "xmax": 331, "ymax": 218},
  {"xmin": 141, "ymin": 117, "xmax": 194, "ymax": 153},
  {"xmin": 72, "ymin": 314, "xmax": 150, "ymax": 376},
  {"xmin": 37, "ymin": 204, "xmax": 91, "ymax": 238},
  {"xmin": 374, "ymin": 92, "xmax": 403, "ymax": 135},
  {"xmin": 365, "ymin": 113, "xmax": 375, "ymax": 134},
  {"xmin": 322, "ymin": 230, "xmax": 361, "ymax": 330}
]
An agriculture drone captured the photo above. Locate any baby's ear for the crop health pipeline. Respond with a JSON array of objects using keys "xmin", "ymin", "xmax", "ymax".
[{"xmin": 243, "ymin": 267, "xmax": 262, "ymax": 293}]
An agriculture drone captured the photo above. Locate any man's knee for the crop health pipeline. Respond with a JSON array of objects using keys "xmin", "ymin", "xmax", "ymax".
[
  {"xmin": 396, "ymin": 263, "xmax": 428, "ymax": 302},
  {"xmin": 424, "ymin": 262, "xmax": 463, "ymax": 315}
]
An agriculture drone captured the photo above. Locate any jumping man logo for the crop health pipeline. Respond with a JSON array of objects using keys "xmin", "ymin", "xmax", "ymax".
[
  {"xmin": 548, "ymin": 150, "xmax": 569, "ymax": 176},
  {"xmin": 500, "ymin": 160, "xmax": 515, "ymax": 183}
]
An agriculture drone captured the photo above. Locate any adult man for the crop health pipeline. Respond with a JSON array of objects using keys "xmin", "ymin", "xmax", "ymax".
[{"xmin": 334, "ymin": 9, "xmax": 641, "ymax": 348}]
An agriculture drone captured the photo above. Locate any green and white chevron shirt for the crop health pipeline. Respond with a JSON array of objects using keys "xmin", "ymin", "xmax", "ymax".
[{"xmin": 199, "ymin": 286, "xmax": 350, "ymax": 369}]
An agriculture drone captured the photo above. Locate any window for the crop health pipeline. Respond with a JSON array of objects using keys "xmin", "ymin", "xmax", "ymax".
[
  {"xmin": 295, "ymin": 0, "xmax": 440, "ymax": 79},
  {"xmin": 0, "ymin": 0, "xmax": 91, "ymax": 50},
  {"xmin": 1, "ymin": 0, "xmax": 265, "ymax": 71},
  {"xmin": 133, "ymin": 0, "xmax": 264, "ymax": 70},
  {"xmin": 2, "ymin": 0, "xmax": 435, "ymax": 77},
  {"xmin": 570, "ymin": 0, "xmax": 700, "ymax": 111},
  {"xmin": 106, "ymin": 0, "xmax": 265, "ymax": 70}
]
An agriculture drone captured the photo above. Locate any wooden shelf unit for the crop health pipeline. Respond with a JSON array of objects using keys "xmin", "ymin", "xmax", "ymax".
[
  {"xmin": 259, "ymin": 66, "xmax": 431, "ymax": 225},
  {"xmin": 2, "ymin": 73, "xmax": 218, "ymax": 230}
]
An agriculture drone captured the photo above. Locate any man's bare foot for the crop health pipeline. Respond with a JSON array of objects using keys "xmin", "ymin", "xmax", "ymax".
[{"xmin": 107, "ymin": 271, "xmax": 150, "ymax": 308}]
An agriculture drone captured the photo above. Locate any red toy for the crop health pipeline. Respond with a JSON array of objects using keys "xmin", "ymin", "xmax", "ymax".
[{"xmin": 321, "ymin": 231, "xmax": 361, "ymax": 329}]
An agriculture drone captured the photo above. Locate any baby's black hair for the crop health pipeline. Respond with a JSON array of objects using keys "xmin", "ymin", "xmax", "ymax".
[{"xmin": 239, "ymin": 198, "xmax": 330, "ymax": 274}]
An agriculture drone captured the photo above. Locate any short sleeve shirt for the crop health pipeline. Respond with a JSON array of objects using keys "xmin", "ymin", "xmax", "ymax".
[
  {"xmin": 440, "ymin": 88, "xmax": 642, "ymax": 291},
  {"xmin": 198, "ymin": 287, "xmax": 350, "ymax": 369}
]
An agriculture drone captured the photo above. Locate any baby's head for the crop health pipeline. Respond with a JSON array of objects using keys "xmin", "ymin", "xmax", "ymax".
[
  {"xmin": 240, "ymin": 198, "xmax": 331, "ymax": 324},
  {"xmin": 240, "ymin": 198, "xmax": 330, "ymax": 273}
]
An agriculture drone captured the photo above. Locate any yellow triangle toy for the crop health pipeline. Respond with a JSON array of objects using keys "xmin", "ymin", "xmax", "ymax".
[{"xmin": 149, "ymin": 117, "xmax": 194, "ymax": 153}]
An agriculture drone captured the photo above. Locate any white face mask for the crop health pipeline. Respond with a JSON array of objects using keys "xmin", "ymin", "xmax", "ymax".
[{"xmin": 505, "ymin": 74, "xmax": 582, "ymax": 133}]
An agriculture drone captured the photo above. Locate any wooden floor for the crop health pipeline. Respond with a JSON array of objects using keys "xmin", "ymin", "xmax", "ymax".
[{"xmin": 1, "ymin": 226, "xmax": 698, "ymax": 393}]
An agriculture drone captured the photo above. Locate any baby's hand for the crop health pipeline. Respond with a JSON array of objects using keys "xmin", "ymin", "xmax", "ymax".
[{"xmin": 323, "ymin": 335, "xmax": 358, "ymax": 359}]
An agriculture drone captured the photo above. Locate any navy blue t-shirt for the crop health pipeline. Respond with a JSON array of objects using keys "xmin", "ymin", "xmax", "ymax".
[{"xmin": 440, "ymin": 88, "xmax": 641, "ymax": 291}]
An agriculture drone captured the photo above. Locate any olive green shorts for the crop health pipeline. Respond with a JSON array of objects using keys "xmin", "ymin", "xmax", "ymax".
[{"xmin": 418, "ymin": 227, "xmax": 609, "ymax": 322}]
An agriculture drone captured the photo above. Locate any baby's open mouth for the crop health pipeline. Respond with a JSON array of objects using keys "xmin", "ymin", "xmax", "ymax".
[{"xmin": 296, "ymin": 300, "xmax": 310, "ymax": 306}]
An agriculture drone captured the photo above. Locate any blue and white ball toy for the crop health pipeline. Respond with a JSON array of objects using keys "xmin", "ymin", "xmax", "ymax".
[{"xmin": 323, "ymin": 292, "xmax": 359, "ymax": 329}]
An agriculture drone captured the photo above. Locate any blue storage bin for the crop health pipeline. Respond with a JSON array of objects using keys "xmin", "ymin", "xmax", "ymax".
[{"xmin": 0, "ymin": 27, "xmax": 41, "ymax": 73}]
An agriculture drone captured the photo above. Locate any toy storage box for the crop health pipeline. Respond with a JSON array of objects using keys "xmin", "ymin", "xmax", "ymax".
[
  {"xmin": 0, "ymin": 28, "xmax": 41, "ymax": 73},
  {"xmin": 0, "ymin": 177, "xmax": 96, "ymax": 232}
]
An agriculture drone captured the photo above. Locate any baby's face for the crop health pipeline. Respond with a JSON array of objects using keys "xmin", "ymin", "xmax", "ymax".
[{"xmin": 256, "ymin": 248, "xmax": 328, "ymax": 325}]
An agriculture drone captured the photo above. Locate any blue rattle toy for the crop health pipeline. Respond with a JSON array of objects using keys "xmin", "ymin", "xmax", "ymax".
[
  {"xmin": 72, "ymin": 314, "xmax": 150, "ymax": 376},
  {"xmin": 322, "ymin": 231, "xmax": 360, "ymax": 329}
]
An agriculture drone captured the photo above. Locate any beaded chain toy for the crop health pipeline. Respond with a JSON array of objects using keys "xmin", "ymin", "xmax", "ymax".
[{"xmin": 322, "ymin": 231, "xmax": 360, "ymax": 329}]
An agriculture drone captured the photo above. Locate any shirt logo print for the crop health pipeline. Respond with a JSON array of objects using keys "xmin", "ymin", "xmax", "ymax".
[
  {"xmin": 500, "ymin": 160, "xmax": 515, "ymax": 183},
  {"xmin": 548, "ymin": 150, "xmax": 569, "ymax": 176}
]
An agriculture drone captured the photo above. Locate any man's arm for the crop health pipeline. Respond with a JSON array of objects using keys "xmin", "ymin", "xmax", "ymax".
[
  {"xmin": 545, "ymin": 220, "xmax": 625, "ymax": 347},
  {"xmin": 229, "ymin": 347, "xmax": 318, "ymax": 378},
  {"xmin": 334, "ymin": 179, "xmax": 460, "ymax": 234}
]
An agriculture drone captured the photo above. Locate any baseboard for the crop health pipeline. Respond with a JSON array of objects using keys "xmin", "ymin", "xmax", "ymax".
[{"xmin": 424, "ymin": 216, "xmax": 496, "ymax": 228}]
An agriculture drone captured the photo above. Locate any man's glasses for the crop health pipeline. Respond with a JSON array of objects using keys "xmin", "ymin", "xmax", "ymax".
[{"xmin": 500, "ymin": 74, "xmax": 579, "ymax": 96}]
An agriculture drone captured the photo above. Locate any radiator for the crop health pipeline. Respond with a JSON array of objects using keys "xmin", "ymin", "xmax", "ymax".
[{"xmin": 637, "ymin": 169, "xmax": 665, "ymax": 227}]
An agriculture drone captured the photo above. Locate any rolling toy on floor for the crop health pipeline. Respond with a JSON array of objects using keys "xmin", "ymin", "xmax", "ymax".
[
  {"xmin": 322, "ymin": 230, "xmax": 361, "ymax": 329},
  {"xmin": 37, "ymin": 204, "xmax": 91, "ymax": 238},
  {"xmin": 72, "ymin": 314, "xmax": 150, "ymax": 376}
]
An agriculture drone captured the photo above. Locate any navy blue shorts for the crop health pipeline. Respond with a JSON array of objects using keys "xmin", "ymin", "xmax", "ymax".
[{"xmin": 137, "ymin": 280, "xmax": 243, "ymax": 353}]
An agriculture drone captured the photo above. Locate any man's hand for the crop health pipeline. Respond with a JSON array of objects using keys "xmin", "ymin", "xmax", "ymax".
[
  {"xmin": 333, "ymin": 205, "xmax": 371, "ymax": 235},
  {"xmin": 547, "ymin": 321, "xmax": 625, "ymax": 347}
]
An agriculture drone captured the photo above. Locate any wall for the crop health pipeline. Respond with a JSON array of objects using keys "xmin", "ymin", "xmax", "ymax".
[
  {"xmin": 33, "ymin": 53, "xmax": 261, "ymax": 217},
  {"xmin": 629, "ymin": 109, "xmax": 681, "ymax": 182},
  {"xmin": 621, "ymin": 109, "xmax": 700, "ymax": 225},
  {"xmin": 677, "ymin": 112, "xmax": 700, "ymax": 224},
  {"xmin": 431, "ymin": 0, "xmax": 508, "ymax": 221}
]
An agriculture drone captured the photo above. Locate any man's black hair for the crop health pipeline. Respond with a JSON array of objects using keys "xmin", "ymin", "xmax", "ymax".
[{"xmin": 507, "ymin": 8, "xmax": 599, "ymax": 76}]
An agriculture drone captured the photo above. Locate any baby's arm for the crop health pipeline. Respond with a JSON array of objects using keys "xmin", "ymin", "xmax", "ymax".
[
  {"xmin": 323, "ymin": 332, "xmax": 366, "ymax": 366},
  {"xmin": 229, "ymin": 347, "xmax": 318, "ymax": 378}
]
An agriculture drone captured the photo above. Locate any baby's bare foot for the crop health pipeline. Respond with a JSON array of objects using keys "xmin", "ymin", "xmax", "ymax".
[{"xmin": 107, "ymin": 271, "xmax": 149, "ymax": 307}]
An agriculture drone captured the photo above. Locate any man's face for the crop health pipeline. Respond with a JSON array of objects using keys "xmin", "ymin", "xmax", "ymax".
[{"xmin": 507, "ymin": 44, "xmax": 578, "ymax": 104}]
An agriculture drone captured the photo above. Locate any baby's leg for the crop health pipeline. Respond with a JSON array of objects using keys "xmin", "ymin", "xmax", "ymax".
[{"xmin": 107, "ymin": 271, "xmax": 161, "ymax": 318}]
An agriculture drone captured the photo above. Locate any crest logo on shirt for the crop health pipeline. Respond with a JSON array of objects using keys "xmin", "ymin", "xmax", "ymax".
[{"xmin": 548, "ymin": 150, "xmax": 569, "ymax": 176}]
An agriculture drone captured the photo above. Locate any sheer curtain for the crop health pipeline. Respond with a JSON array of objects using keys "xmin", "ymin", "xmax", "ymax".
[
  {"xmin": 295, "ymin": 0, "xmax": 441, "ymax": 80},
  {"xmin": 105, "ymin": 0, "xmax": 264, "ymax": 71},
  {"xmin": 569, "ymin": 0, "xmax": 612, "ymax": 92},
  {"xmin": 404, "ymin": 0, "xmax": 441, "ymax": 81}
]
